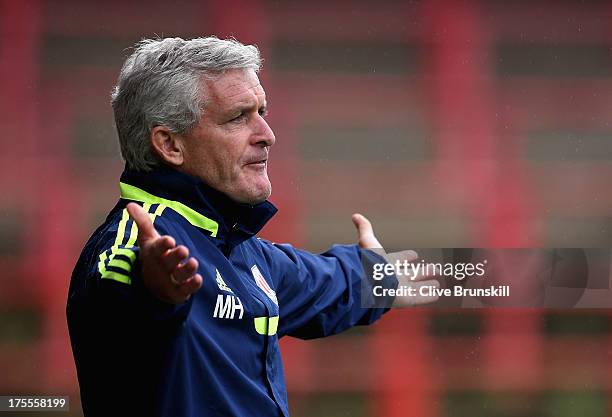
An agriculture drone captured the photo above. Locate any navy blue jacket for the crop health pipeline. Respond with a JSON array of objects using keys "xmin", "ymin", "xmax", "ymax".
[{"xmin": 67, "ymin": 166, "xmax": 391, "ymax": 417}]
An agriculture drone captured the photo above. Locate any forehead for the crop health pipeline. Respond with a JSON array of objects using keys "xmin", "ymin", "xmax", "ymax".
[{"xmin": 200, "ymin": 68, "xmax": 265, "ymax": 111}]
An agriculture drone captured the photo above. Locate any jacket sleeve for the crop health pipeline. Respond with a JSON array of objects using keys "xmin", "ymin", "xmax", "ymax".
[
  {"xmin": 66, "ymin": 204, "xmax": 189, "ymax": 415},
  {"xmin": 258, "ymin": 240, "xmax": 397, "ymax": 339},
  {"xmin": 69, "ymin": 204, "xmax": 192, "ymax": 327}
]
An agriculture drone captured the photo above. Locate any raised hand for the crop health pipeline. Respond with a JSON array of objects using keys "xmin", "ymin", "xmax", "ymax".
[
  {"xmin": 351, "ymin": 213, "xmax": 383, "ymax": 249},
  {"xmin": 126, "ymin": 202, "xmax": 203, "ymax": 304},
  {"xmin": 351, "ymin": 213, "xmax": 439, "ymax": 307}
]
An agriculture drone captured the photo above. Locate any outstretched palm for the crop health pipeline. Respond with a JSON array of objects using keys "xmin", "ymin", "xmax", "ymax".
[{"xmin": 127, "ymin": 202, "xmax": 203, "ymax": 304}]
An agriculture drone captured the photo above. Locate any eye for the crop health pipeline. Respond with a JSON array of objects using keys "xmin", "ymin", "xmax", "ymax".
[
  {"xmin": 258, "ymin": 108, "xmax": 268, "ymax": 117},
  {"xmin": 228, "ymin": 112, "xmax": 246, "ymax": 123}
]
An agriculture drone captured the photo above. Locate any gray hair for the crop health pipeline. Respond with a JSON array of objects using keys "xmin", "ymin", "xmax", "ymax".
[{"xmin": 111, "ymin": 36, "xmax": 262, "ymax": 171}]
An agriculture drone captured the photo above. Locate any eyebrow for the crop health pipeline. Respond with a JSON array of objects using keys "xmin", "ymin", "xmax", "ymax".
[{"xmin": 227, "ymin": 100, "xmax": 268, "ymax": 115}]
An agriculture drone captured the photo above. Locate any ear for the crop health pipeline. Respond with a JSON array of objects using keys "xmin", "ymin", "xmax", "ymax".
[{"xmin": 150, "ymin": 125, "xmax": 184, "ymax": 167}]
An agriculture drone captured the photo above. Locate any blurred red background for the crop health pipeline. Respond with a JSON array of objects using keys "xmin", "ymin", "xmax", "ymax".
[{"xmin": 2, "ymin": 0, "xmax": 612, "ymax": 416}]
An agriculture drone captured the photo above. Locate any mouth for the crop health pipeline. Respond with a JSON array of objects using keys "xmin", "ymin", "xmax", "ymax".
[{"xmin": 244, "ymin": 158, "xmax": 268, "ymax": 167}]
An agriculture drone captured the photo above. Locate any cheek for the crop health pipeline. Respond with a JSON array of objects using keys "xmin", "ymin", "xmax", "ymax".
[
  {"xmin": 213, "ymin": 148, "xmax": 242, "ymax": 180},
  {"xmin": 195, "ymin": 129, "xmax": 248, "ymax": 179},
  {"xmin": 226, "ymin": 146, "xmax": 247, "ymax": 173}
]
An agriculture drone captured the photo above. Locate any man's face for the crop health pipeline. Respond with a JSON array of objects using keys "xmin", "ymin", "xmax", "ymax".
[{"xmin": 180, "ymin": 68, "xmax": 275, "ymax": 204}]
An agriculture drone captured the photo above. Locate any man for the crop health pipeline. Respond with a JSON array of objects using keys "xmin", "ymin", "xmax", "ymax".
[{"xmin": 67, "ymin": 36, "xmax": 433, "ymax": 417}]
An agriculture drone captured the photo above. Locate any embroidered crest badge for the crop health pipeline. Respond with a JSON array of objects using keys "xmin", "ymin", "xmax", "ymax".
[{"xmin": 251, "ymin": 265, "xmax": 278, "ymax": 305}]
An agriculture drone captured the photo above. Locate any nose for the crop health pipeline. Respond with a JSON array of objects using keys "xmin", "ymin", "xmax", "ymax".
[{"xmin": 251, "ymin": 114, "xmax": 276, "ymax": 147}]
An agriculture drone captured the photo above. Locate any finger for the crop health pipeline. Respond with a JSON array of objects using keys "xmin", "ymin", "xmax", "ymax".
[
  {"xmin": 162, "ymin": 245, "xmax": 190, "ymax": 272},
  {"xmin": 126, "ymin": 202, "xmax": 160, "ymax": 243},
  {"xmin": 385, "ymin": 249, "xmax": 419, "ymax": 265},
  {"xmin": 398, "ymin": 269, "xmax": 436, "ymax": 283},
  {"xmin": 392, "ymin": 279, "xmax": 440, "ymax": 307},
  {"xmin": 176, "ymin": 273, "xmax": 203, "ymax": 299},
  {"xmin": 408, "ymin": 262, "xmax": 445, "ymax": 282},
  {"xmin": 411, "ymin": 266, "xmax": 441, "ymax": 281},
  {"xmin": 351, "ymin": 213, "xmax": 382, "ymax": 249},
  {"xmin": 149, "ymin": 235, "xmax": 176, "ymax": 257},
  {"xmin": 170, "ymin": 256, "xmax": 199, "ymax": 282},
  {"xmin": 410, "ymin": 271, "xmax": 436, "ymax": 282},
  {"xmin": 396, "ymin": 268, "xmax": 438, "ymax": 283}
]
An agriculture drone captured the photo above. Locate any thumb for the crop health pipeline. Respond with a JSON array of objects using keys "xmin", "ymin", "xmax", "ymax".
[
  {"xmin": 126, "ymin": 202, "xmax": 159, "ymax": 244},
  {"xmin": 351, "ymin": 213, "xmax": 383, "ymax": 249}
]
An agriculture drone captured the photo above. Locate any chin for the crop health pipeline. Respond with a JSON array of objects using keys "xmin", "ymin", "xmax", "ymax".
[
  {"xmin": 232, "ymin": 183, "xmax": 272, "ymax": 205},
  {"xmin": 248, "ymin": 187, "xmax": 272, "ymax": 205}
]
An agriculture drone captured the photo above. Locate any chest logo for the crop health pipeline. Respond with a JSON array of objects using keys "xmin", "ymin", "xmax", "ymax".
[
  {"xmin": 212, "ymin": 269, "xmax": 242, "ymax": 320},
  {"xmin": 213, "ymin": 294, "xmax": 244, "ymax": 319},
  {"xmin": 215, "ymin": 269, "xmax": 234, "ymax": 293},
  {"xmin": 251, "ymin": 265, "xmax": 278, "ymax": 305}
]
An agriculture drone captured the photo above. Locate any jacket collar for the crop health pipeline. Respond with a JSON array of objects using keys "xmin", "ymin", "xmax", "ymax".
[{"xmin": 119, "ymin": 165, "xmax": 277, "ymax": 242}]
